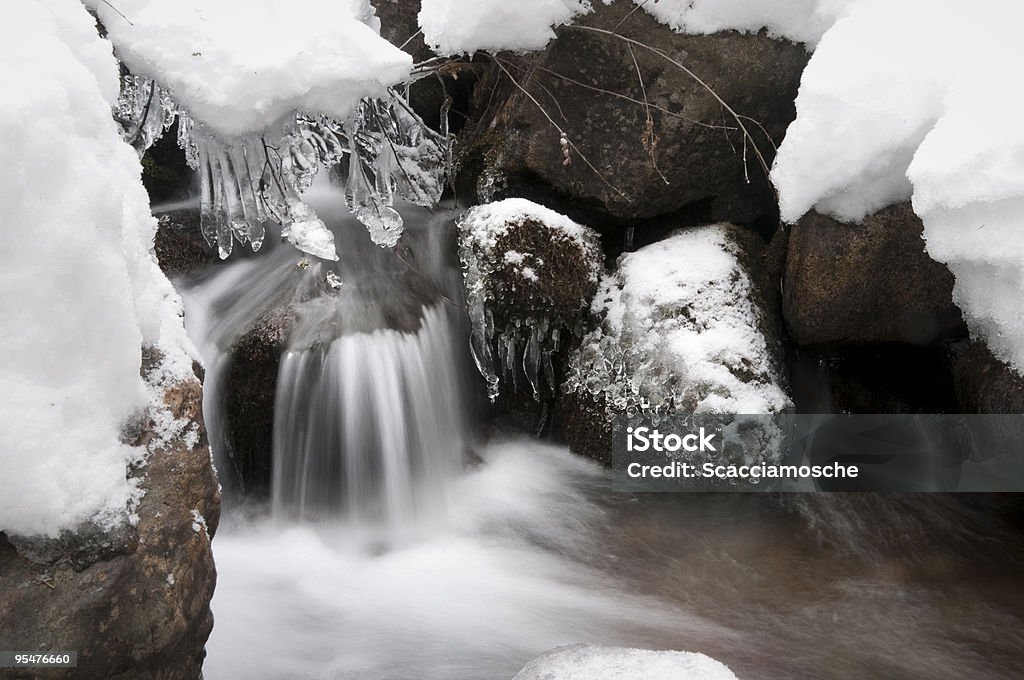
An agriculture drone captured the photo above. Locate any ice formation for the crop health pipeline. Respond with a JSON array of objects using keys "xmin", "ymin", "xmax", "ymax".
[
  {"xmin": 1, "ymin": 0, "xmax": 197, "ymax": 537},
  {"xmin": 458, "ymin": 199, "xmax": 602, "ymax": 401},
  {"xmin": 770, "ymin": 0, "xmax": 1024, "ymax": 373},
  {"xmin": 563, "ymin": 225, "xmax": 790, "ymax": 461},
  {"xmin": 94, "ymin": 0, "xmax": 448, "ymax": 260},
  {"xmin": 514, "ymin": 644, "xmax": 738, "ymax": 680},
  {"xmin": 419, "ymin": 0, "xmax": 594, "ymax": 55}
]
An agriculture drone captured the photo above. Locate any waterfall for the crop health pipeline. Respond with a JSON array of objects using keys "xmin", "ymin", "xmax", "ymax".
[
  {"xmin": 182, "ymin": 183, "xmax": 469, "ymax": 520},
  {"xmin": 272, "ymin": 303, "xmax": 468, "ymax": 522}
]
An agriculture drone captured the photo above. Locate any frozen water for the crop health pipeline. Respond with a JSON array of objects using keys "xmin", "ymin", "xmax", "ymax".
[
  {"xmin": 457, "ymin": 199, "xmax": 602, "ymax": 402},
  {"xmin": 563, "ymin": 225, "xmax": 790, "ymax": 464}
]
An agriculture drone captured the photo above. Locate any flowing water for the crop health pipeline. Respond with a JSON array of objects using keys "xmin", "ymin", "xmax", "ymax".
[{"xmin": 180, "ymin": 188, "xmax": 1024, "ymax": 680}]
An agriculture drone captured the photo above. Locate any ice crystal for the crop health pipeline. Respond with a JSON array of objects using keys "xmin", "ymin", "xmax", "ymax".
[{"xmin": 115, "ymin": 72, "xmax": 449, "ymax": 260}]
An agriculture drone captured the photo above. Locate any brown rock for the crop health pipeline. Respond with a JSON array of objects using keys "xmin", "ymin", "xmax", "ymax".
[
  {"xmin": 783, "ymin": 203, "xmax": 965, "ymax": 348},
  {"xmin": 0, "ymin": 371, "xmax": 220, "ymax": 680},
  {"xmin": 458, "ymin": 1, "xmax": 808, "ymax": 227},
  {"xmin": 154, "ymin": 210, "xmax": 217, "ymax": 279},
  {"xmin": 954, "ymin": 343, "xmax": 1024, "ymax": 414}
]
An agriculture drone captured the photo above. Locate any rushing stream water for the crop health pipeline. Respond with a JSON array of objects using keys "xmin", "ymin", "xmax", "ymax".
[{"xmin": 178, "ymin": 187, "xmax": 1024, "ymax": 680}]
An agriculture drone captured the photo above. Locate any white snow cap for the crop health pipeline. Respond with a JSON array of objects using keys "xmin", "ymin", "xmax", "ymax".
[
  {"xmin": 634, "ymin": 0, "xmax": 853, "ymax": 47},
  {"xmin": 419, "ymin": 0, "xmax": 593, "ymax": 55},
  {"xmin": 460, "ymin": 197, "xmax": 599, "ymax": 266},
  {"xmin": 596, "ymin": 225, "xmax": 790, "ymax": 415},
  {"xmin": 514, "ymin": 644, "xmax": 738, "ymax": 680},
  {"xmin": 0, "ymin": 0, "xmax": 194, "ymax": 537},
  {"xmin": 88, "ymin": 0, "xmax": 412, "ymax": 137},
  {"xmin": 771, "ymin": 0, "xmax": 1024, "ymax": 373}
]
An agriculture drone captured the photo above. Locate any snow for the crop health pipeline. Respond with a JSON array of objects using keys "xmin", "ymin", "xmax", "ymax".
[
  {"xmin": 460, "ymin": 198, "xmax": 599, "ymax": 263},
  {"xmin": 89, "ymin": 0, "xmax": 412, "ymax": 138},
  {"xmin": 770, "ymin": 0, "xmax": 1024, "ymax": 373},
  {"xmin": 634, "ymin": 0, "xmax": 852, "ymax": 48},
  {"xmin": 514, "ymin": 644, "xmax": 738, "ymax": 680},
  {"xmin": 566, "ymin": 225, "xmax": 790, "ymax": 417},
  {"xmin": 419, "ymin": 0, "xmax": 593, "ymax": 55},
  {"xmin": 0, "ymin": 0, "xmax": 196, "ymax": 537}
]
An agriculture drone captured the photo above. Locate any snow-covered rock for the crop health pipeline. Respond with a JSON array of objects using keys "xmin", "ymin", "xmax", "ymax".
[
  {"xmin": 770, "ymin": 0, "xmax": 1024, "ymax": 375},
  {"xmin": 458, "ymin": 1, "xmax": 808, "ymax": 227},
  {"xmin": 633, "ymin": 0, "xmax": 852, "ymax": 48},
  {"xmin": 0, "ymin": 0, "xmax": 197, "ymax": 538},
  {"xmin": 513, "ymin": 644, "xmax": 738, "ymax": 680},
  {"xmin": 562, "ymin": 224, "xmax": 790, "ymax": 464},
  {"xmin": 419, "ymin": 0, "xmax": 592, "ymax": 55},
  {"xmin": 89, "ymin": 0, "xmax": 410, "ymax": 138},
  {"xmin": 459, "ymin": 198, "xmax": 603, "ymax": 402}
]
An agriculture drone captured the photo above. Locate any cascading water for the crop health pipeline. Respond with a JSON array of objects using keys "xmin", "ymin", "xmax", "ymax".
[
  {"xmin": 180, "ymin": 185, "xmax": 1024, "ymax": 680},
  {"xmin": 182, "ymin": 180, "xmax": 468, "ymax": 521},
  {"xmin": 272, "ymin": 303, "xmax": 468, "ymax": 523}
]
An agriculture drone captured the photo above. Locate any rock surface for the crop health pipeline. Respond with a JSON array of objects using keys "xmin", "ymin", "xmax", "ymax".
[
  {"xmin": 954, "ymin": 343, "xmax": 1024, "ymax": 414},
  {"xmin": 458, "ymin": 199, "xmax": 603, "ymax": 426},
  {"xmin": 458, "ymin": 1, "xmax": 808, "ymax": 229},
  {"xmin": 222, "ymin": 306, "xmax": 295, "ymax": 496},
  {"xmin": 153, "ymin": 209, "xmax": 219, "ymax": 279},
  {"xmin": 783, "ymin": 203, "xmax": 965, "ymax": 348},
  {"xmin": 561, "ymin": 223, "xmax": 790, "ymax": 465},
  {"xmin": 0, "ymin": 371, "xmax": 219, "ymax": 680}
]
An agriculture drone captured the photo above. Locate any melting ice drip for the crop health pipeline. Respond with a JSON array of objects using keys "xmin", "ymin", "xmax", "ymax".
[{"xmin": 115, "ymin": 72, "xmax": 448, "ymax": 260}]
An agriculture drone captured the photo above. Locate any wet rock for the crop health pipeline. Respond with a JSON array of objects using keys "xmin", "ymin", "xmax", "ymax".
[
  {"xmin": 0, "ymin": 372, "xmax": 219, "ymax": 680},
  {"xmin": 954, "ymin": 343, "xmax": 1024, "ymax": 413},
  {"xmin": 153, "ymin": 209, "xmax": 218, "ymax": 279},
  {"xmin": 561, "ymin": 223, "xmax": 791, "ymax": 465},
  {"xmin": 457, "ymin": 1, "xmax": 808, "ymax": 229},
  {"xmin": 373, "ymin": 0, "xmax": 430, "ymax": 62},
  {"xmin": 223, "ymin": 305, "xmax": 295, "ymax": 496},
  {"xmin": 783, "ymin": 203, "xmax": 965, "ymax": 348},
  {"xmin": 141, "ymin": 120, "xmax": 194, "ymax": 205},
  {"xmin": 458, "ymin": 199, "xmax": 603, "ymax": 429}
]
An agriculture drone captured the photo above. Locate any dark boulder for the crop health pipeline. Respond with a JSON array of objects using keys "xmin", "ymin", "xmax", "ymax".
[
  {"xmin": 457, "ymin": 1, "xmax": 809, "ymax": 230},
  {"xmin": 222, "ymin": 306, "xmax": 296, "ymax": 496},
  {"xmin": 153, "ymin": 209, "xmax": 218, "ymax": 279},
  {"xmin": 783, "ymin": 203, "xmax": 965, "ymax": 348},
  {"xmin": 954, "ymin": 343, "xmax": 1024, "ymax": 414}
]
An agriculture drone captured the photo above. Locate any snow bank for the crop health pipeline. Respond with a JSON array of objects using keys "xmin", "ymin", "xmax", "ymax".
[
  {"xmin": 565, "ymin": 225, "xmax": 790, "ymax": 418},
  {"xmin": 419, "ymin": 0, "xmax": 593, "ymax": 55},
  {"xmin": 89, "ymin": 0, "xmax": 411, "ymax": 137},
  {"xmin": 634, "ymin": 0, "xmax": 852, "ymax": 47},
  {"xmin": 771, "ymin": 0, "xmax": 1024, "ymax": 372},
  {"xmin": 0, "ymin": 0, "xmax": 195, "ymax": 537},
  {"xmin": 514, "ymin": 644, "xmax": 738, "ymax": 680}
]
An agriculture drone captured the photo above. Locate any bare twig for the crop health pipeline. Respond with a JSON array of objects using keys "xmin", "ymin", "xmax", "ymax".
[
  {"xmin": 399, "ymin": 29, "xmax": 423, "ymax": 51},
  {"xmin": 565, "ymin": 25, "xmax": 772, "ymax": 183},
  {"xmin": 626, "ymin": 43, "xmax": 669, "ymax": 185},
  {"xmin": 101, "ymin": 0, "xmax": 134, "ymax": 26},
  {"xmin": 612, "ymin": 0, "xmax": 652, "ymax": 34},
  {"xmin": 535, "ymin": 65, "xmax": 736, "ymax": 132}
]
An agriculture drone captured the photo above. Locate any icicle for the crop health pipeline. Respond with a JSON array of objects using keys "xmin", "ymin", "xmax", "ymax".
[
  {"xmin": 523, "ymin": 326, "xmax": 541, "ymax": 401},
  {"xmin": 114, "ymin": 67, "xmax": 448, "ymax": 260}
]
